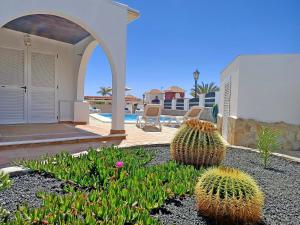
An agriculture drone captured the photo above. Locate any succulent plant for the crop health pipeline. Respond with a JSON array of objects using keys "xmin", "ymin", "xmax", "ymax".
[
  {"xmin": 11, "ymin": 147, "xmax": 202, "ymax": 224},
  {"xmin": 195, "ymin": 167, "xmax": 264, "ymax": 224},
  {"xmin": 170, "ymin": 119, "xmax": 226, "ymax": 167},
  {"xmin": 257, "ymin": 126, "xmax": 280, "ymax": 168},
  {"xmin": 0, "ymin": 172, "xmax": 11, "ymax": 223},
  {"xmin": 0, "ymin": 171, "xmax": 11, "ymax": 191}
]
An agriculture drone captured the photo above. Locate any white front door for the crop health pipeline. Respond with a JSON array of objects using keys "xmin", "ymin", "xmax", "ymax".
[
  {"xmin": 0, "ymin": 47, "xmax": 27, "ymax": 124},
  {"xmin": 0, "ymin": 46, "xmax": 57, "ymax": 124},
  {"xmin": 28, "ymin": 51, "xmax": 57, "ymax": 123}
]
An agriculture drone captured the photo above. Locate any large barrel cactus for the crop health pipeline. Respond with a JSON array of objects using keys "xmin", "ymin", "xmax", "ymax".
[
  {"xmin": 195, "ymin": 167, "xmax": 264, "ymax": 224},
  {"xmin": 170, "ymin": 119, "xmax": 226, "ymax": 167}
]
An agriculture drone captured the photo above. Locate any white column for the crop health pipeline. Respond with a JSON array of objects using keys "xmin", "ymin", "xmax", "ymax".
[
  {"xmin": 215, "ymin": 91, "xmax": 220, "ymax": 105},
  {"xmin": 111, "ymin": 69, "xmax": 125, "ymax": 133},
  {"xmin": 171, "ymin": 99, "xmax": 176, "ymax": 110},
  {"xmin": 184, "ymin": 98, "xmax": 189, "ymax": 111},
  {"xmin": 110, "ymin": 33, "xmax": 127, "ymax": 134},
  {"xmin": 199, "ymin": 94, "xmax": 205, "ymax": 107}
]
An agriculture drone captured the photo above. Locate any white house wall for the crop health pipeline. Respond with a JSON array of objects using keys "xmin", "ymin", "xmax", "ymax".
[{"xmin": 237, "ymin": 55, "xmax": 300, "ymax": 125}]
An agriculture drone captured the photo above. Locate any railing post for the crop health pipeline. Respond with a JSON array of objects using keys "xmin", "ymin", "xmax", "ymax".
[
  {"xmin": 199, "ymin": 94, "xmax": 205, "ymax": 107},
  {"xmin": 184, "ymin": 98, "xmax": 189, "ymax": 111},
  {"xmin": 171, "ymin": 99, "xmax": 176, "ymax": 110},
  {"xmin": 215, "ymin": 91, "xmax": 220, "ymax": 105},
  {"xmin": 160, "ymin": 101, "xmax": 164, "ymax": 108}
]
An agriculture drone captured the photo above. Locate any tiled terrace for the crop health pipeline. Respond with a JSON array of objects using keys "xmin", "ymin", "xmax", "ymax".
[{"xmin": 0, "ymin": 117, "xmax": 178, "ymax": 168}]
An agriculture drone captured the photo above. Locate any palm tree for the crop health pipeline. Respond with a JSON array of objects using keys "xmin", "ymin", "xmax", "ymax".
[
  {"xmin": 97, "ymin": 87, "xmax": 112, "ymax": 96},
  {"xmin": 190, "ymin": 82, "xmax": 220, "ymax": 97}
]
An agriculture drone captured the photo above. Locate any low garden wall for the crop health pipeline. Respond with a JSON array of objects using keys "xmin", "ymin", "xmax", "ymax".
[
  {"xmin": 218, "ymin": 116, "xmax": 300, "ymax": 150},
  {"xmin": 89, "ymin": 102, "xmax": 112, "ymax": 113}
]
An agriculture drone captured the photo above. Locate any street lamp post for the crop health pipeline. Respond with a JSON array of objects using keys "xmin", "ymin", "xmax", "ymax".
[{"xmin": 193, "ymin": 70, "xmax": 200, "ymax": 98}]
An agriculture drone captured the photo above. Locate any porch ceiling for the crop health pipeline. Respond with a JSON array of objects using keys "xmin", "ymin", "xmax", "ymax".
[{"xmin": 3, "ymin": 14, "xmax": 90, "ymax": 45}]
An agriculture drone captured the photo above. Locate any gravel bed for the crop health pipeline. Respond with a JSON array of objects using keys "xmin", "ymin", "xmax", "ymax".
[
  {"xmin": 1, "ymin": 146, "xmax": 299, "ymax": 225},
  {"xmin": 0, "ymin": 173, "xmax": 65, "ymax": 214},
  {"xmin": 147, "ymin": 146, "xmax": 300, "ymax": 225},
  {"xmin": 145, "ymin": 145, "xmax": 171, "ymax": 166}
]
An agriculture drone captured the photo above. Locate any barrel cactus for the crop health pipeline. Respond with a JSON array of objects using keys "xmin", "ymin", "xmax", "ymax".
[
  {"xmin": 170, "ymin": 119, "xmax": 226, "ymax": 167},
  {"xmin": 195, "ymin": 167, "xmax": 264, "ymax": 224}
]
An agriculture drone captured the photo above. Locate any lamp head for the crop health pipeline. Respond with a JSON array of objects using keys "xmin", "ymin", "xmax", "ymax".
[{"xmin": 193, "ymin": 70, "xmax": 200, "ymax": 80}]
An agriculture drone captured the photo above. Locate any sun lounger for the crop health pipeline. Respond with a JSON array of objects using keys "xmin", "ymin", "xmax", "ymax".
[{"xmin": 136, "ymin": 104, "xmax": 162, "ymax": 131}]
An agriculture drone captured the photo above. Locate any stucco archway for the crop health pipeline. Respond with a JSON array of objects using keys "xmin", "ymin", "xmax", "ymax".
[{"xmin": 0, "ymin": 0, "xmax": 138, "ymax": 132}]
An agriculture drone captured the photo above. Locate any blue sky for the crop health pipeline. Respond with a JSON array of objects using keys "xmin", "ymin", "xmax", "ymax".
[{"xmin": 84, "ymin": 0, "xmax": 300, "ymax": 98}]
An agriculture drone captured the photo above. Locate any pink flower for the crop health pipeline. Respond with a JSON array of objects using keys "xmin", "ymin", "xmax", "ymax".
[{"xmin": 116, "ymin": 161, "xmax": 124, "ymax": 168}]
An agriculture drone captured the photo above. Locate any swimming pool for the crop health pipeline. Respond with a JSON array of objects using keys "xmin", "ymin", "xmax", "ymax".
[
  {"xmin": 92, "ymin": 113, "xmax": 175, "ymax": 124},
  {"xmin": 101, "ymin": 113, "xmax": 138, "ymax": 122}
]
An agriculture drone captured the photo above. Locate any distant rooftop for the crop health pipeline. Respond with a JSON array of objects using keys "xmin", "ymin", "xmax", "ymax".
[
  {"xmin": 145, "ymin": 89, "xmax": 164, "ymax": 95},
  {"xmin": 165, "ymin": 86, "xmax": 185, "ymax": 93}
]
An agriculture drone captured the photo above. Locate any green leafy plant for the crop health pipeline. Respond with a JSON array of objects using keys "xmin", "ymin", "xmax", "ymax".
[
  {"xmin": 211, "ymin": 104, "xmax": 218, "ymax": 123},
  {"xmin": 0, "ymin": 172, "xmax": 12, "ymax": 223},
  {"xmin": 257, "ymin": 127, "xmax": 280, "ymax": 168},
  {"xmin": 190, "ymin": 82, "xmax": 220, "ymax": 97},
  {"xmin": 195, "ymin": 167, "xmax": 264, "ymax": 224},
  {"xmin": 171, "ymin": 119, "xmax": 227, "ymax": 167},
  {"xmin": 10, "ymin": 147, "xmax": 203, "ymax": 224},
  {"xmin": 0, "ymin": 172, "xmax": 11, "ymax": 191},
  {"xmin": 97, "ymin": 86, "xmax": 112, "ymax": 96}
]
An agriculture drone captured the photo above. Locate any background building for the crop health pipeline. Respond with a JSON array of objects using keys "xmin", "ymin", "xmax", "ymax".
[
  {"xmin": 164, "ymin": 86, "xmax": 185, "ymax": 100},
  {"xmin": 144, "ymin": 89, "xmax": 164, "ymax": 104},
  {"xmin": 85, "ymin": 95, "xmax": 141, "ymax": 113}
]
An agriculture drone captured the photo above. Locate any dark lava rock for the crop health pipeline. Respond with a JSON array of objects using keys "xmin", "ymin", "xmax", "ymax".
[
  {"xmin": 149, "ymin": 147, "xmax": 300, "ymax": 225},
  {"xmin": 0, "ymin": 173, "xmax": 64, "ymax": 214}
]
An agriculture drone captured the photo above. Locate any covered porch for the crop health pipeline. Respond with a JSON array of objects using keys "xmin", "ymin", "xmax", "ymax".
[{"xmin": 0, "ymin": 0, "xmax": 139, "ymax": 137}]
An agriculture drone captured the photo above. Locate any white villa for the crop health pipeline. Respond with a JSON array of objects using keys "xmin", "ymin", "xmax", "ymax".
[
  {"xmin": 144, "ymin": 89, "xmax": 165, "ymax": 104},
  {"xmin": 0, "ymin": 0, "xmax": 139, "ymax": 135},
  {"xmin": 218, "ymin": 54, "xmax": 300, "ymax": 150}
]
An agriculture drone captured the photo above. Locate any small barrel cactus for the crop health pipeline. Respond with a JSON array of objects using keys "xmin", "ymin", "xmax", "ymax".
[
  {"xmin": 170, "ymin": 119, "xmax": 226, "ymax": 167},
  {"xmin": 195, "ymin": 167, "xmax": 264, "ymax": 224}
]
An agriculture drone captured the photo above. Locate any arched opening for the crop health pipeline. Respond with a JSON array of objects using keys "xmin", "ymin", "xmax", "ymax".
[
  {"xmin": 81, "ymin": 44, "xmax": 113, "ymax": 112},
  {"xmin": 0, "ymin": 14, "xmax": 114, "ymax": 126}
]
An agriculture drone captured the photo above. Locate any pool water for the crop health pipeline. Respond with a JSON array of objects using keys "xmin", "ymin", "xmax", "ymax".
[
  {"xmin": 98, "ymin": 113, "xmax": 174, "ymax": 123},
  {"xmin": 100, "ymin": 113, "xmax": 138, "ymax": 121}
]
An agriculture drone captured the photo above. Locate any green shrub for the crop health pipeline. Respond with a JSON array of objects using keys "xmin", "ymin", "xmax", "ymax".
[
  {"xmin": 0, "ymin": 172, "xmax": 12, "ymax": 223},
  {"xmin": 171, "ymin": 119, "xmax": 227, "ymax": 167},
  {"xmin": 10, "ymin": 147, "xmax": 203, "ymax": 224},
  {"xmin": 211, "ymin": 104, "xmax": 218, "ymax": 123},
  {"xmin": 0, "ymin": 172, "xmax": 11, "ymax": 191},
  {"xmin": 195, "ymin": 167, "xmax": 264, "ymax": 224},
  {"xmin": 257, "ymin": 127, "xmax": 280, "ymax": 168},
  {"xmin": 20, "ymin": 147, "xmax": 153, "ymax": 189}
]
